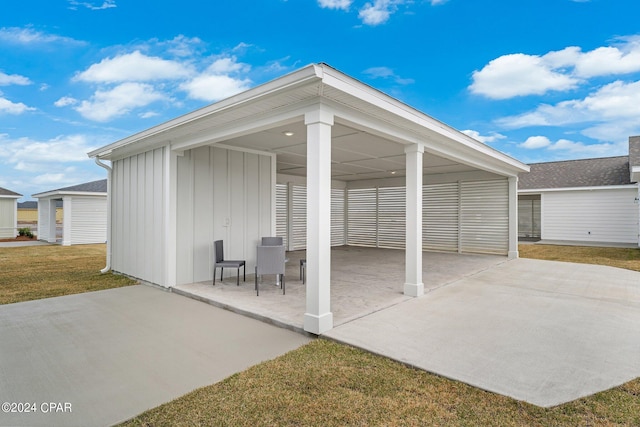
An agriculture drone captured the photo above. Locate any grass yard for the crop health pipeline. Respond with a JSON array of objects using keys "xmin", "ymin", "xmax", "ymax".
[
  {"xmin": 0, "ymin": 244, "xmax": 135, "ymax": 305},
  {"xmin": 121, "ymin": 339, "xmax": 640, "ymax": 427},
  {"xmin": 519, "ymin": 244, "xmax": 640, "ymax": 272}
]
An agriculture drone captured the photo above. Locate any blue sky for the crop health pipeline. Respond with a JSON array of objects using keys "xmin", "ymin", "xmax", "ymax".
[{"xmin": 2, "ymin": 0, "xmax": 639, "ymax": 200}]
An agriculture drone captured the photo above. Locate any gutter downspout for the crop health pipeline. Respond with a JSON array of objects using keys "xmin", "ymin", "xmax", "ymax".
[{"xmin": 94, "ymin": 157, "xmax": 112, "ymax": 273}]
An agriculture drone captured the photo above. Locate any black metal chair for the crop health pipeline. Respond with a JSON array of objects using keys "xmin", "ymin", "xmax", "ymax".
[
  {"xmin": 213, "ymin": 240, "xmax": 245, "ymax": 286},
  {"xmin": 261, "ymin": 236, "xmax": 283, "ymax": 246},
  {"xmin": 255, "ymin": 245, "xmax": 286, "ymax": 296},
  {"xmin": 300, "ymin": 259, "xmax": 306, "ymax": 284}
]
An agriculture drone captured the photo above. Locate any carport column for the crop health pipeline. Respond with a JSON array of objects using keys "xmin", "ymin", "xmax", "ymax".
[
  {"xmin": 62, "ymin": 196, "xmax": 72, "ymax": 246},
  {"xmin": 304, "ymin": 105, "xmax": 334, "ymax": 335},
  {"xmin": 46, "ymin": 199, "xmax": 57, "ymax": 243},
  {"xmin": 508, "ymin": 176, "xmax": 519, "ymax": 259},
  {"xmin": 404, "ymin": 143, "xmax": 425, "ymax": 297}
]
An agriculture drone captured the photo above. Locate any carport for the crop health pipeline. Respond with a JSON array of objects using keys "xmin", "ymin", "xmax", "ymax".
[{"xmin": 88, "ymin": 63, "xmax": 528, "ymax": 334}]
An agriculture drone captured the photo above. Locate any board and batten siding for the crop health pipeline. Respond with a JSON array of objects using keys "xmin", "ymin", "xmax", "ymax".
[
  {"xmin": 0, "ymin": 198, "xmax": 17, "ymax": 238},
  {"xmin": 111, "ymin": 147, "xmax": 166, "ymax": 286},
  {"xmin": 69, "ymin": 196, "xmax": 107, "ymax": 245},
  {"xmin": 542, "ymin": 187, "xmax": 639, "ymax": 244},
  {"xmin": 176, "ymin": 146, "xmax": 273, "ymax": 285}
]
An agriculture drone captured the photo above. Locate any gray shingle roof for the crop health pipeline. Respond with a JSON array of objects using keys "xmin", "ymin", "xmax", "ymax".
[
  {"xmin": 518, "ymin": 156, "xmax": 631, "ymax": 190},
  {"xmin": 630, "ymin": 136, "xmax": 640, "ymax": 169},
  {"xmin": 0, "ymin": 187, "xmax": 22, "ymax": 197},
  {"xmin": 51, "ymin": 179, "xmax": 107, "ymax": 193}
]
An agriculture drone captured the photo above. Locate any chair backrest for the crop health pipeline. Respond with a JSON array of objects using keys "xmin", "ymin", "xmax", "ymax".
[
  {"xmin": 256, "ymin": 245, "xmax": 285, "ymax": 275},
  {"xmin": 214, "ymin": 240, "xmax": 224, "ymax": 263},
  {"xmin": 261, "ymin": 236, "xmax": 283, "ymax": 246}
]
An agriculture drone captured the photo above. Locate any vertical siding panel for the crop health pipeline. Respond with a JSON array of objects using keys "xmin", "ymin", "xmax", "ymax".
[
  {"xmin": 153, "ymin": 147, "xmax": 165, "ymax": 285},
  {"xmin": 245, "ymin": 153, "xmax": 260, "ymax": 253},
  {"xmin": 259, "ymin": 155, "xmax": 273, "ymax": 240},
  {"xmin": 176, "ymin": 151, "xmax": 194, "ymax": 284},
  {"xmin": 143, "ymin": 152, "xmax": 154, "ymax": 281},
  {"xmin": 136, "ymin": 154, "xmax": 146, "ymax": 277},
  {"xmin": 228, "ymin": 150, "xmax": 245, "ymax": 259},
  {"xmin": 192, "ymin": 146, "xmax": 213, "ymax": 282}
]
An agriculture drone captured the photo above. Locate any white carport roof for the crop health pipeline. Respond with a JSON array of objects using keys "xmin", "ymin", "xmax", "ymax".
[{"xmin": 88, "ymin": 63, "xmax": 528, "ymax": 178}]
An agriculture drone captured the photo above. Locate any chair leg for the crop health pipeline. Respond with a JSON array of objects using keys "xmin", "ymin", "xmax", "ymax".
[
  {"xmin": 213, "ymin": 267, "xmax": 216, "ymax": 286},
  {"xmin": 282, "ymin": 274, "xmax": 285, "ymax": 295},
  {"xmin": 220, "ymin": 268, "xmax": 224, "ymax": 281},
  {"xmin": 255, "ymin": 266, "xmax": 259, "ymax": 296},
  {"xmin": 236, "ymin": 267, "xmax": 240, "ymax": 286}
]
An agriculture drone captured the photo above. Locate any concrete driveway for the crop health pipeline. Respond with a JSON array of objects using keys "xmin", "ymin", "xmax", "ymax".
[
  {"xmin": 324, "ymin": 258, "xmax": 640, "ymax": 407},
  {"xmin": 0, "ymin": 285, "xmax": 310, "ymax": 427}
]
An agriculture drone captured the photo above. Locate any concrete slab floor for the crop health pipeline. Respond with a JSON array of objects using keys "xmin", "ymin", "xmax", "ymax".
[
  {"xmin": 174, "ymin": 246, "xmax": 507, "ymax": 332},
  {"xmin": 0, "ymin": 285, "xmax": 310, "ymax": 427},
  {"xmin": 324, "ymin": 258, "xmax": 640, "ymax": 407}
]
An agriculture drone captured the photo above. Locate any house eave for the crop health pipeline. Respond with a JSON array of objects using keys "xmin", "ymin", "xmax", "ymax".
[
  {"xmin": 32, "ymin": 191, "xmax": 108, "ymax": 199},
  {"xmin": 518, "ymin": 184, "xmax": 639, "ymax": 194}
]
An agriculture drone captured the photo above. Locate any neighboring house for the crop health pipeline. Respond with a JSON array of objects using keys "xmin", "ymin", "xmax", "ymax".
[
  {"xmin": 0, "ymin": 187, "xmax": 22, "ymax": 239},
  {"xmin": 88, "ymin": 63, "xmax": 529, "ymax": 334},
  {"xmin": 33, "ymin": 180, "xmax": 107, "ymax": 246},
  {"xmin": 518, "ymin": 136, "xmax": 640, "ymax": 247}
]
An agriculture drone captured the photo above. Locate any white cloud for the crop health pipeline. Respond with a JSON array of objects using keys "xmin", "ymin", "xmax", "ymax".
[
  {"xmin": 470, "ymin": 36, "xmax": 640, "ymax": 99},
  {"xmin": 363, "ymin": 66, "xmax": 414, "ymax": 85},
  {"xmin": 75, "ymin": 82, "xmax": 166, "ymax": 121},
  {"xmin": 54, "ymin": 96, "xmax": 78, "ymax": 107},
  {"xmin": 75, "ymin": 50, "xmax": 193, "ymax": 83},
  {"xmin": 68, "ymin": 0, "xmax": 116, "ymax": 10},
  {"xmin": 0, "ymin": 134, "xmax": 98, "ymax": 164},
  {"xmin": 0, "ymin": 97, "xmax": 34, "ymax": 114},
  {"xmin": 179, "ymin": 56, "xmax": 252, "ymax": 102},
  {"xmin": 359, "ymin": 0, "xmax": 396, "ymax": 25},
  {"xmin": 0, "ymin": 72, "xmax": 31, "ymax": 86},
  {"xmin": 461, "ymin": 130, "xmax": 507, "ymax": 143},
  {"xmin": 180, "ymin": 74, "xmax": 251, "ymax": 102},
  {"xmin": 520, "ymin": 136, "xmax": 551, "ymax": 149},
  {"xmin": 517, "ymin": 135, "xmax": 627, "ymax": 159},
  {"xmin": 0, "ymin": 27, "xmax": 85, "ymax": 46},
  {"xmin": 318, "ymin": 0, "xmax": 352, "ymax": 10},
  {"xmin": 139, "ymin": 111, "xmax": 159, "ymax": 119},
  {"xmin": 470, "ymin": 53, "xmax": 580, "ymax": 99},
  {"xmin": 498, "ymin": 80, "xmax": 640, "ymax": 129}
]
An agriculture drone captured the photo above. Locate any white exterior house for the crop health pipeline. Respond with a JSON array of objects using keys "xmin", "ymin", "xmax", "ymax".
[
  {"xmin": 518, "ymin": 136, "xmax": 640, "ymax": 247},
  {"xmin": 33, "ymin": 180, "xmax": 107, "ymax": 246},
  {"xmin": 0, "ymin": 187, "xmax": 22, "ymax": 239},
  {"xmin": 88, "ymin": 63, "xmax": 529, "ymax": 334}
]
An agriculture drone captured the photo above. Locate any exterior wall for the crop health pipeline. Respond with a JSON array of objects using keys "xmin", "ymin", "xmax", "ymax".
[
  {"xmin": 176, "ymin": 146, "xmax": 274, "ymax": 285},
  {"xmin": 70, "ymin": 196, "xmax": 107, "ymax": 245},
  {"xmin": 277, "ymin": 171, "xmax": 510, "ymax": 255},
  {"xmin": 111, "ymin": 147, "xmax": 166, "ymax": 285},
  {"xmin": 0, "ymin": 198, "xmax": 17, "ymax": 238},
  {"xmin": 541, "ymin": 187, "xmax": 639, "ymax": 244}
]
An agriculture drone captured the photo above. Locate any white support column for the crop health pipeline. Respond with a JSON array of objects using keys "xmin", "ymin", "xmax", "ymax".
[
  {"xmin": 62, "ymin": 196, "xmax": 72, "ymax": 246},
  {"xmin": 404, "ymin": 143, "xmax": 425, "ymax": 297},
  {"xmin": 164, "ymin": 147, "xmax": 179, "ymax": 287},
  {"xmin": 508, "ymin": 176, "xmax": 519, "ymax": 259},
  {"xmin": 304, "ymin": 105, "xmax": 334, "ymax": 334},
  {"xmin": 47, "ymin": 199, "xmax": 57, "ymax": 243}
]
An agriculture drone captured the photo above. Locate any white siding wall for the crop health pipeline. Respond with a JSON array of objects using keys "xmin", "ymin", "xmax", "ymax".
[
  {"xmin": 176, "ymin": 146, "xmax": 273, "ymax": 285},
  {"xmin": 0, "ymin": 198, "xmax": 17, "ymax": 238},
  {"xmin": 460, "ymin": 180, "xmax": 509, "ymax": 254},
  {"xmin": 69, "ymin": 196, "xmax": 107, "ymax": 244},
  {"xmin": 542, "ymin": 187, "xmax": 639, "ymax": 244},
  {"xmin": 111, "ymin": 147, "xmax": 166, "ymax": 285}
]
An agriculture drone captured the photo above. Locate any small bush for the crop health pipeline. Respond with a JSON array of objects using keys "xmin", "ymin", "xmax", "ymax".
[{"xmin": 17, "ymin": 227, "xmax": 34, "ymax": 238}]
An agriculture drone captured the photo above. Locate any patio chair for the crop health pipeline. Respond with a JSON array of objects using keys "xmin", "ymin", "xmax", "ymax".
[
  {"xmin": 261, "ymin": 236, "xmax": 283, "ymax": 246},
  {"xmin": 213, "ymin": 240, "xmax": 246, "ymax": 287},
  {"xmin": 255, "ymin": 245, "xmax": 286, "ymax": 296},
  {"xmin": 300, "ymin": 259, "xmax": 306, "ymax": 284}
]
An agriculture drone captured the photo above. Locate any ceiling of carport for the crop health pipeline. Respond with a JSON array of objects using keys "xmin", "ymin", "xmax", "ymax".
[{"xmin": 220, "ymin": 121, "xmax": 479, "ymax": 182}]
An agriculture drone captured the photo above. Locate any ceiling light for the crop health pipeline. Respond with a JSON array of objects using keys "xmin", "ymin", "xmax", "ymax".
[
  {"xmin": 283, "ymin": 131, "xmax": 294, "ymax": 136},
  {"xmin": 390, "ymin": 171, "xmax": 397, "ymax": 175}
]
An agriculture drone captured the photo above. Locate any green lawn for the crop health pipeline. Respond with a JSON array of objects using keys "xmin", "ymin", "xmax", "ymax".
[{"xmin": 0, "ymin": 243, "xmax": 135, "ymax": 305}]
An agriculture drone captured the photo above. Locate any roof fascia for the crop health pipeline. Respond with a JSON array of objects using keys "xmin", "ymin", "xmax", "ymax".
[
  {"xmin": 32, "ymin": 191, "xmax": 107, "ymax": 198},
  {"xmin": 519, "ymin": 184, "xmax": 638, "ymax": 194},
  {"xmin": 0, "ymin": 194, "xmax": 21, "ymax": 199}
]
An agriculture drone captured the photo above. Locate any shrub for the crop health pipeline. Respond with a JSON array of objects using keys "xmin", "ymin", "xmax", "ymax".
[{"xmin": 17, "ymin": 227, "xmax": 34, "ymax": 239}]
